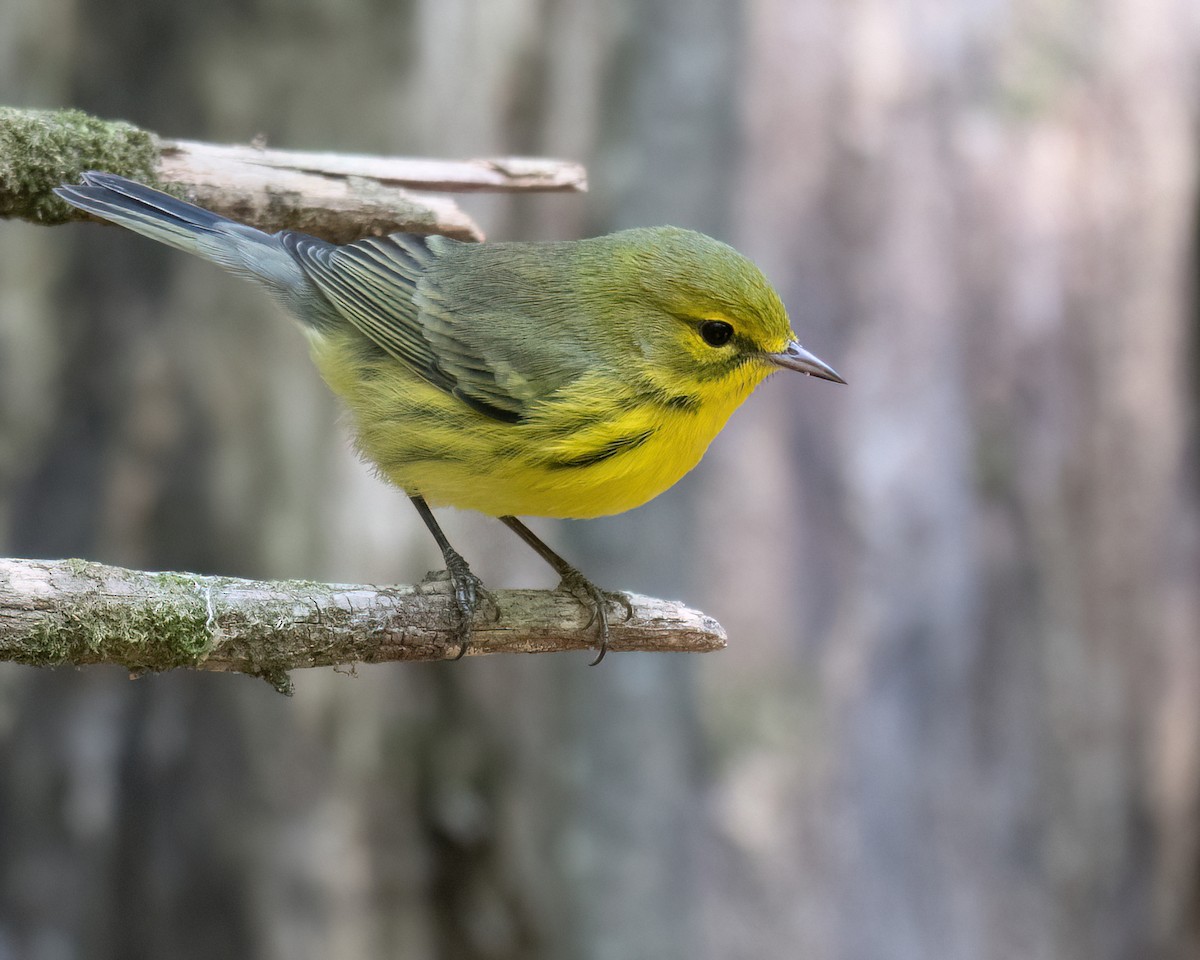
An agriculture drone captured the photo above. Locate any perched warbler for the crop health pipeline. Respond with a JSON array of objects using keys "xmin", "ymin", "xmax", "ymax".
[{"xmin": 56, "ymin": 172, "xmax": 843, "ymax": 662}]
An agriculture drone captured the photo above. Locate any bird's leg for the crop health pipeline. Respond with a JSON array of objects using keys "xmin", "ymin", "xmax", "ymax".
[
  {"xmin": 498, "ymin": 516, "xmax": 631, "ymax": 665},
  {"xmin": 410, "ymin": 495, "xmax": 491, "ymax": 659}
]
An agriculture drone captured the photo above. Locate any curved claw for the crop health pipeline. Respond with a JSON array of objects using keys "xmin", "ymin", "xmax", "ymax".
[
  {"xmin": 557, "ymin": 571, "xmax": 630, "ymax": 665},
  {"xmin": 585, "ymin": 594, "xmax": 610, "ymax": 666},
  {"xmin": 612, "ymin": 592, "xmax": 635, "ymax": 623},
  {"xmin": 493, "ymin": 515, "xmax": 630, "ymax": 665},
  {"xmin": 442, "ymin": 551, "xmax": 489, "ymax": 660}
]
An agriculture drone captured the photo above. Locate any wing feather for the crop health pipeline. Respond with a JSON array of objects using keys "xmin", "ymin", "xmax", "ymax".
[{"xmin": 285, "ymin": 231, "xmax": 597, "ymax": 422}]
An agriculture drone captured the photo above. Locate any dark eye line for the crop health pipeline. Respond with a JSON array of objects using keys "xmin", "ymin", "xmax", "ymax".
[{"xmin": 695, "ymin": 350, "xmax": 755, "ymax": 383}]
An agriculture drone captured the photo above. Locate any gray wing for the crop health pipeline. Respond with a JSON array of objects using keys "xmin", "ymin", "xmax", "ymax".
[{"xmin": 283, "ymin": 232, "xmax": 589, "ymax": 423}]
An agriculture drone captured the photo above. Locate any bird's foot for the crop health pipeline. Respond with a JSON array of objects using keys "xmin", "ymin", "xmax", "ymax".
[
  {"xmin": 427, "ymin": 551, "xmax": 497, "ymax": 660},
  {"xmin": 557, "ymin": 569, "xmax": 633, "ymax": 666}
]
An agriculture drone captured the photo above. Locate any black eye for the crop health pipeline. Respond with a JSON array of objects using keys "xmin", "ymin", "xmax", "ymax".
[{"xmin": 700, "ymin": 320, "xmax": 734, "ymax": 347}]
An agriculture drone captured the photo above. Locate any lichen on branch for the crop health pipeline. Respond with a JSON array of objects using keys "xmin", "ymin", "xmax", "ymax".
[{"xmin": 0, "ymin": 558, "xmax": 727, "ymax": 694}]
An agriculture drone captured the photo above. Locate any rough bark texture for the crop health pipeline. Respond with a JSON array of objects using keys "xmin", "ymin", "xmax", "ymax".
[
  {"xmin": 1, "ymin": 107, "xmax": 587, "ymax": 241},
  {"xmin": 0, "ymin": 557, "xmax": 724, "ymax": 691}
]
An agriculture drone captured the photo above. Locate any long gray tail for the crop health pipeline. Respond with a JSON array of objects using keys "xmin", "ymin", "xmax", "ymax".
[{"xmin": 55, "ymin": 172, "xmax": 317, "ymax": 315}]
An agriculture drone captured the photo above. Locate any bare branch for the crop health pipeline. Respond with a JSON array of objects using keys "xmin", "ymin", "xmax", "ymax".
[
  {"xmin": 1, "ymin": 107, "xmax": 587, "ymax": 242},
  {"xmin": 160, "ymin": 139, "xmax": 588, "ymax": 192},
  {"xmin": 0, "ymin": 558, "xmax": 727, "ymax": 693}
]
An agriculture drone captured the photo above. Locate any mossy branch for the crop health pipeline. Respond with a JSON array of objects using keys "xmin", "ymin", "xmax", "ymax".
[
  {"xmin": 0, "ymin": 106, "xmax": 587, "ymax": 242},
  {"xmin": 0, "ymin": 558, "xmax": 727, "ymax": 694}
]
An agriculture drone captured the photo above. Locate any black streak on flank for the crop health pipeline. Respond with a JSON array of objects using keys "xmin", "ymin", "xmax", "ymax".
[
  {"xmin": 662, "ymin": 392, "xmax": 701, "ymax": 412},
  {"xmin": 548, "ymin": 429, "xmax": 656, "ymax": 469},
  {"xmin": 453, "ymin": 389, "xmax": 525, "ymax": 424},
  {"xmin": 628, "ymin": 380, "xmax": 701, "ymax": 414}
]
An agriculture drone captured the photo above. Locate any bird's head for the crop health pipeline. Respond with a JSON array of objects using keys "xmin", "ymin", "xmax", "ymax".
[{"xmin": 588, "ymin": 227, "xmax": 844, "ymax": 401}]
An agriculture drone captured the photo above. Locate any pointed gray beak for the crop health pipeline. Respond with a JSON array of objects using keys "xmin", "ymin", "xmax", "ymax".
[{"xmin": 766, "ymin": 341, "xmax": 846, "ymax": 384}]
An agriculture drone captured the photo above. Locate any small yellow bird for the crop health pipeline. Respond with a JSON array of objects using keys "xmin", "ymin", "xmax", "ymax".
[{"xmin": 56, "ymin": 172, "xmax": 843, "ymax": 662}]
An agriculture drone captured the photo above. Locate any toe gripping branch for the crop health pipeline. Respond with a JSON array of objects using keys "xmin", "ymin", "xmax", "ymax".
[{"xmin": 410, "ymin": 496, "xmax": 631, "ymax": 663}]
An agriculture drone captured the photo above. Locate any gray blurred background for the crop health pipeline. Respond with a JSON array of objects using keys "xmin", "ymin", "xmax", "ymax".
[{"xmin": 2, "ymin": 1, "xmax": 1199, "ymax": 958}]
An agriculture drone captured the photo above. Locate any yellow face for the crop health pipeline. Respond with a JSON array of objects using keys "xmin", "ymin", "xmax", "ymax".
[{"xmin": 592, "ymin": 226, "xmax": 798, "ymax": 402}]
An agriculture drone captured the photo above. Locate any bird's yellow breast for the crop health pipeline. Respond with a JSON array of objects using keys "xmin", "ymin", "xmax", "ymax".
[{"xmin": 311, "ymin": 332, "xmax": 767, "ymax": 519}]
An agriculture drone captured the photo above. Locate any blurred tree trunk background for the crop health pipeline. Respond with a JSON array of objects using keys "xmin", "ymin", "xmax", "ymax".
[{"xmin": 1, "ymin": 1, "xmax": 1198, "ymax": 959}]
